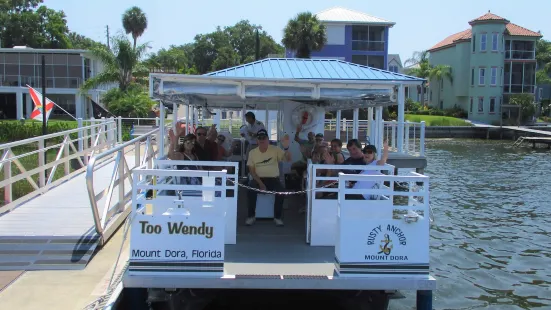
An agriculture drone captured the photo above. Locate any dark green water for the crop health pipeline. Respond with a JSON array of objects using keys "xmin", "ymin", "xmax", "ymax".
[{"xmin": 392, "ymin": 139, "xmax": 551, "ymax": 310}]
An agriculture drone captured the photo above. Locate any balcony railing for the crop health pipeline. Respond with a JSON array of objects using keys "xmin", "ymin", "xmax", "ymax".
[
  {"xmin": 351, "ymin": 40, "xmax": 385, "ymax": 52},
  {"xmin": 504, "ymin": 84, "xmax": 535, "ymax": 94},
  {"xmin": 505, "ymin": 50, "xmax": 536, "ymax": 60},
  {"xmin": 0, "ymin": 75, "xmax": 82, "ymax": 89}
]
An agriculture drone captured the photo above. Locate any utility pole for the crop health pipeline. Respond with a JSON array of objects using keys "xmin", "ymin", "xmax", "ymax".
[{"xmin": 106, "ymin": 25, "xmax": 110, "ymax": 49}]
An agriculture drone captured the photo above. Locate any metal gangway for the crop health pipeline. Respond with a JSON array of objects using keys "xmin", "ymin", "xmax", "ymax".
[{"xmin": 0, "ymin": 117, "xmax": 163, "ymax": 270}]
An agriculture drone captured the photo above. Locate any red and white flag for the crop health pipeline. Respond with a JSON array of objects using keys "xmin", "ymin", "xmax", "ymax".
[{"xmin": 27, "ymin": 85, "xmax": 55, "ymax": 122}]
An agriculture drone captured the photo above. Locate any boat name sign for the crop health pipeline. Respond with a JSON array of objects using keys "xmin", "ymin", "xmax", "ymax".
[{"xmin": 130, "ymin": 214, "xmax": 225, "ymax": 261}]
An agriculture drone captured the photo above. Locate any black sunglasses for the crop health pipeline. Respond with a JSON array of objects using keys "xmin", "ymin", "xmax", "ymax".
[{"xmin": 363, "ymin": 150, "xmax": 374, "ymax": 154}]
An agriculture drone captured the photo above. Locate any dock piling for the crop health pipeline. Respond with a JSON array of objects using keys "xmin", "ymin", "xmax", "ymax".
[{"xmin": 416, "ymin": 290, "xmax": 433, "ymax": 310}]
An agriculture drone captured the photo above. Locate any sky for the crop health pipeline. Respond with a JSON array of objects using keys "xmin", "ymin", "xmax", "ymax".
[{"xmin": 44, "ymin": 0, "xmax": 550, "ymax": 65}]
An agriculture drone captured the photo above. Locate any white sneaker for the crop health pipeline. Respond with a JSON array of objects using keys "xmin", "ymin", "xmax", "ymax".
[
  {"xmin": 274, "ymin": 218, "xmax": 284, "ymax": 226},
  {"xmin": 245, "ymin": 217, "xmax": 256, "ymax": 226}
]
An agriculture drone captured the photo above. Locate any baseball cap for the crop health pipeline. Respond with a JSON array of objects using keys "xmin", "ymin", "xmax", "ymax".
[
  {"xmin": 256, "ymin": 129, "xmax": 268, "ymax": 138},
  {"xmin": 363, "ymin": 144, "xmax": 377, "ymax": 154},
  {"xmin": 315, "ymin": 133, "xmax": 324, "ymax": 138}
]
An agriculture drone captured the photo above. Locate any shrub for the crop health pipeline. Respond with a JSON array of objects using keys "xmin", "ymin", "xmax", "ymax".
[{"xmin": 0, "ymin": 120, "xmax": 79, "ymax": 143}]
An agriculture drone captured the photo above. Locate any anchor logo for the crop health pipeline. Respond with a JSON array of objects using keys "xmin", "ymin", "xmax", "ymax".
[{"xmin": 378, "ymin": 234, "xmax": 393, "ymax": 255}]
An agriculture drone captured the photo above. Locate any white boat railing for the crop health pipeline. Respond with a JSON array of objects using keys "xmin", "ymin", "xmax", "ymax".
[
  {"xmin": 383, "ymin": 120, "xmax": 426, "ymax": 156},
  {"xmin": 0, "ymin": 118, "xmax": 117, "ymax": 213},
  {"xmin": 85, "ymin": 128, "xmax": 160, "ymax": 243},
  {"xmin": 324, "ymin": 119, "xmax": 426, "ymax": 156}
]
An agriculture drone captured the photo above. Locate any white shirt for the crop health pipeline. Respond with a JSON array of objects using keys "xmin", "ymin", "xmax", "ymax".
[
  {"xmin": 352, "ymin": 161, "xmax": 382, "ymax": 200},
  {"xmin": 246, "ymin": 120, "xmax": 265, "ymax": 145}
]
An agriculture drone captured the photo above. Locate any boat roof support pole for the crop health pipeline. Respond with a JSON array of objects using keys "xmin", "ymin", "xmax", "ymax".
[
  {"xmin": 159, "ymin": 100, "xmax": 166, "ymax": 159},
  {"xmin": 336, "ymin": 110, "xmax": 341, "ymax": 139},
  {"xmin": 397, "ymin": 83, "xmax": 405, "ymax": 153},
  {"xmin": 352, "ymin": 108, "xmax": 359, "ymax": 139},
  {"xmin": 172, "ymin": 102, "xmax": 177, "ymax": 131},
  {"xmin": 376, "ymin": 106, "xmax": 384, "ymax": 160},
  {"xmin": 241, "ymin": 103, "xmax": 246, "ymax": 126},
  {"xmin": 265, "ymin": 103, "xmax": 269, "ymax": 139},
  {"xmin": 185, "ymin": 103, "xmax": 190, "ymax": 133},
  {"xmin": 368, "ymin": 107, "xmax": 374, "ymax": 144}
]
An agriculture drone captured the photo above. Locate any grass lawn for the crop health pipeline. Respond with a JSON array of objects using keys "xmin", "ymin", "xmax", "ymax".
[{"xmin": 405, "ymin": 114, "xmax": 472, "ymax": 126}]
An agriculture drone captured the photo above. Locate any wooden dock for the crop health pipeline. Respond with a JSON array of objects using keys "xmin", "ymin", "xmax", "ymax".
[{"xmin": 513, "ymin": 136, "xmax": 551, "ymax": 149}]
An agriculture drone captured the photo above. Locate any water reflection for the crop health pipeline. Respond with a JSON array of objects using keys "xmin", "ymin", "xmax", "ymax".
[{"xmin": 391, "ymin": 139, "xmax": 551, "ymax": 310}]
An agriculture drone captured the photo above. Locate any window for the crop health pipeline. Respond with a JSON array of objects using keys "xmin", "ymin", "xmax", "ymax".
[
  {"xmin": 471, "ymin": 68, "xmax": 475, "ymax": 86},
  {"xmin": 478, "ymin": 97, "xmax": 484, "ymax": 112},
  {"xmin": 539, "ymin": 87, "xmax": 543, "ymax": 99},
  {"xmin": 479, "ymin": 68, "xmax": 486, "ymax": 85},
  {"xmin": 470, "ymin": 98, "xmax": 473, "ymax": 113},
  {"xmin": 491, "ymin": 67, "xmax": 497, "ymax": 85},
  {"xmin": 441, "ymin": 78, "xmax": 444, "ymax": 91},
  {"xmin": 500, "ymin": 67, "xmax": 503, "ymax": 85},
  {"xmin": 472, "ymin": 34, "xmax": 476, "ymax": 52},
  {"xmin": 489, "ymin": 98, "xmax": 496, "ymax": 113},
  {"xmin": 492, "ymin": 33, "xmax": 499, "ymax": 51},
  {"xmin": 388, "ymin": 65, "xmax": 398, "ymax": 73},
  {"xmin": 480, "ymin": 33, "xmax": 487, "ymax": 51}
]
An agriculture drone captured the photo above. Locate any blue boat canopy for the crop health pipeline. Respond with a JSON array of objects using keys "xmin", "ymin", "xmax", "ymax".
[
  {"xmin": 150, "ymin": 58, "xmax": 424, "ymax": 111},
  {"xmin": 205, "ymin": 58, "xmax": 423, "ymax": 82}
]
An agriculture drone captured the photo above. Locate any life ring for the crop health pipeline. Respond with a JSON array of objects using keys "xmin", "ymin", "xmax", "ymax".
[{"xmin": 291, "ymin": 104, "xmax": 319, "ymax": 132}]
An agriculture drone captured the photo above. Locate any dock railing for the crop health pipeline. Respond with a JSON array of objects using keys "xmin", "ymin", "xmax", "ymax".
[
  {"xmin": 0, "ymin": 118, "xmax": 116, "ymax": 212},
  {"xmin": 85, "ymin": 128, "xmax": 161, "ymax": 243}
]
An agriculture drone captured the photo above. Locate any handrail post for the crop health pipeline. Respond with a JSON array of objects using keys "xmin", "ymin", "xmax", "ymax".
[
  {"xmin": 38, "ymin": 140, "xmax": 46, "ymax": 187},
  {"xmin": 405, "ymin": 121, "xmax": 410, "ymax": 154},
  {"xmin": 420, "ymin": 121, "xmax": 426, "ymax": 156},
  {"xmin": 391, "ymin": 120, "xmax": 396, "ymax": 150},
  {"xmin": 118, "ymin": 149, "xmax": 125, "ymax": 213},
  {"xmin": 3, "ymin": 150, "xmax": 12, "ymax": 204},
  {"xmin": 117, "ymin": 116, "xmax": 123, "ymax": 144},
  {"xmin": 77, "ymin": 118, "xmax": 83, "ymax": 153}
]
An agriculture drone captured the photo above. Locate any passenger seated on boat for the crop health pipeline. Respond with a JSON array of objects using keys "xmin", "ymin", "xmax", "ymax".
[
  {"xmin": 246, "ymin": 129, "xmax": 292, "ymax": 227},
  {"xmin": 193, "ymin": 126, "xmax": 218, "ymax": 162},
  {"xmin": 167, "ymin": 131, "xmax": 202, "ymax": 187},
  {"xmin": 291, "ymin": 124, "xmax": 315, "ymax": 177},
  {"xmin": 330, "ymin": 138, "xmax": 345, "ymax": 165},
  {"xmin": 346, "ymin": 141, "xmax": 389, "ymax": 200}
]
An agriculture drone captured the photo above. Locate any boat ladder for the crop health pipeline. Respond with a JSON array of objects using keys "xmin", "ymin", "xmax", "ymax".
[{"xmin": 513, "ymin": 136, "xmax": 525, "ymax": 147}]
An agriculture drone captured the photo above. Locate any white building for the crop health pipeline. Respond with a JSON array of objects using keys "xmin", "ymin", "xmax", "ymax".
[
  {"xmin": 0, "ymin": 47, "xmax": 112, "ymax": 120},
  {"xmin": 387, "ymin": 54, "xmax": 403, "ymax": 73}
]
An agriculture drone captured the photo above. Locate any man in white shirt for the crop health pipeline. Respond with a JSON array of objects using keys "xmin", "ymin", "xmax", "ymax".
[{"xmin": 244, "ymin": 112, "xmax": 265, "ymax": 154}]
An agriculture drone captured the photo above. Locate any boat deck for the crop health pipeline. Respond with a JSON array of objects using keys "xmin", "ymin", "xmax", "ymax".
[{"xmin": 124, "ymin": 190, "xmax": 436, "ymax": 291}]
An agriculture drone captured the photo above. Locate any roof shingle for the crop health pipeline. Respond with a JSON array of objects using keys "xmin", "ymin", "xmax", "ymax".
[
  {"xmin": 428, "ymin": 29, "xmax": 472, "ymax": 52},
  {"xmin": 469, "ymin": 12, "xmax": 509, "ymax": 24},
  {"xmin": 429, "ymin": 12, "xmax": 542, "ymax": 52}
]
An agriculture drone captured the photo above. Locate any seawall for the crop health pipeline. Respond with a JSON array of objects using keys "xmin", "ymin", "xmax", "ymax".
[{"xmin": 323, "ymin": 126, "xmax": 551, "ymax": 141}]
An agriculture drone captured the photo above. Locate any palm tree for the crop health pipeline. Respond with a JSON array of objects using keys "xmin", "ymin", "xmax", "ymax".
[
  {"xmin": 282, "ymin": 12, "xmax": 326, "ymax": 58},
  {"xmin": 122, "ymin": 6, "xmax": 148, "ymax": 49},
  {"xmin": 404, "ymin": 51, "xmax": 430, "ymax": 105},
  {"xmin": 81, "ymin": 35, "xmax": 150, "ymax": 92},
  {"xmin": 428, "ymin": 65, "xmax": 453, "ymax": 109}
]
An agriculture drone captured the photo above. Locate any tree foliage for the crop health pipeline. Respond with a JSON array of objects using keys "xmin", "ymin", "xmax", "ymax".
[
  {"xmin": 122, "ymin": 6, "xmax": 148, "ymax": 49},
  {"xmin": 509, "ymin": 93, "xmax": 536, "ymax": 121},
  {"xmin": 0, "ymin": 0, "xmax": 72, "ymax": 48},
  {"xmin": 282, "ymin": 12, "xmax": 327, "ymax": 58},
  {"xmin": 81, "ymin": 35, "xmax": 150, "ymax": 92},
  {"xmin": 102, "ymin": 84, "xmax": 155, "ymax": 118},
  {"xmin": 145, "ymin": 20, "xmax": 284, "ymax": 74}
]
